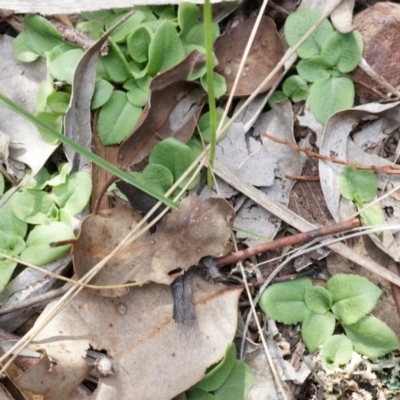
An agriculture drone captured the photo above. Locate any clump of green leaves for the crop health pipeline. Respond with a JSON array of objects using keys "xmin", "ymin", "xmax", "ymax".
[
  {"xmin": 13, "ymin": 4, "xmax": 226, "ymax": 146},
  {"xmin": 260, "ymin": 275, "xmax": 398, "ymax": 369},
  {"xmin": 0, "ymin": 164, "xmax": 92, "ymax": 293},
  {"xmin": 339, "ymin": 166, "xmax": 385, "ymax": 228},
  {"xmin": 270, "ymin": 9, "xmax": 363, "ymax": 125},
  {"xmin": 185, "ymin": 343, "xmax": 256, "ymax": 400},
  {"xmin": 131, "ymin": 137, "xmax": 202, "ymax": 198}
]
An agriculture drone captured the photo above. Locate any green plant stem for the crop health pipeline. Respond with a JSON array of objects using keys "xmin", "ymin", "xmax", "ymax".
[
  {"xmin": 0, "ymin": 92, "xmax": 177, "ymax": 209},
  {"xmin": 203, "ymin": 0, "xmax": 217, "ymax": 188}
]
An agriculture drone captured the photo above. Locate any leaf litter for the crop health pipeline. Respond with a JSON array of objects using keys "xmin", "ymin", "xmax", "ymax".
[
  {"xmin": 2, "ymin": 1, "xmax": 400, "ymax": 399},
  {"xmin": 73, "ymin": 195, "xmax": 235, "ymax": 295},
  {"xmin": 15, "ymin": 274, "xmax": 242, "ymax": 400}
]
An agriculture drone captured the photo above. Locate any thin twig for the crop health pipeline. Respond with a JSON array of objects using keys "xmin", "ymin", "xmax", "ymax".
[
  {"xmin": 263, "ymin": 133, "xmax": 400, "ymax": 175},
  {"xmin": 214, "ymin": 218, "xmax": 360, "ymax": 267}
]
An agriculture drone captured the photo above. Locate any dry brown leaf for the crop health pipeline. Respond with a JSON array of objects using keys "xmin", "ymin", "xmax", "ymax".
[
  {"xmin": 15, "ymin": 275, "xmax": 242, "ymax": 400},
  {"xmin": 214, "ymin": 16, "xmax": 284, "ymax": 97},
  {"xmin": 117, "ymin": 51, "xmax": 206, "ymax": 170},
  {"xmin": 352, "ymin": 2, "xmax": 400, "ymax": 101},
  {"xmin": 73, "ymin": 196, "xmax": 235, "ymax": 296}
]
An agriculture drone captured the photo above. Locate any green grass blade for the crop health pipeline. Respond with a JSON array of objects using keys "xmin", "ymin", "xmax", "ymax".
[
  {"xmin": 203, "ymin": 0, "xmax": 217, "ymax": 187},
  {"xmin": 0, "ymin": 91, "xmax": 177, "ymax": 209}
]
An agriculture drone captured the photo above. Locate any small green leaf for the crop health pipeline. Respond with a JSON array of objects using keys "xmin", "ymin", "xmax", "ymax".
[
  {"xmin": 213, "ymin": 361, "xmax": 256, "ymax": 400},
  {"xmin": 343, "ymin": 315, "xmax": 399, "ymax": 358},
  {"xmin": 48, "ymin": 48, "xmax": 85, "ymax": 85},
  {"xmin": 0, "ymin": 257, "xmax": 17, "ymax": 294},
  {"xmin": 152, "ymin": 5, "xmax": 177, "ymax": 20},
  {"xmin": 0, "ymin": 231, "xmax": 25, "ymax": 256},
  {"xmin": 185, "ymin": 22, "xmax": 220, "ymax": 48},
  {"xmin": 46, "ymin": 42, "xmax": 77, "ymax": 65},
  {"xmin": 0, "ymin": 173, "xmax": 4, "ymax": 196},
  {"xmin": 52, "ymin": 172, "xmax": 92, "ymax": 215},
  {"xmin": 147, "ymin": 20, "xmax": 186, "ymax": 76},
  {"xmin": 268, "ymin": 91, "xmax": 288, "ymax": 107},
  {"xmin": 91, "ymin": 79, "xmax": 114, "ymax": 110},
  {"xmin": 284, "ymin": 9, "xmax": 334, "ymax": 59},
  {"xmin": 35, "ymin": 81, "xmax": 54, "ymax": 113},
  {"xmin": 201, "ymin": 72, "xmax": 227, "ymax": 99},
  {"xmin": 81, "ymin": 10, "xmax": 114, "ymax": 22},
  {"xmin": 47, "ymin": 91, "xmax": 71, "ymax": 113},
  {"xmin": 12, "ymin": 32, "xmax": 39, "ymax": 62},
  {"xmin": 195, "ymin": 343, "xmax": 236, "ymax": 392},
  {"xmin": 24, "ymin": 14, "xmax": 63, "ymax": 57},
  {"xmin": 44, "ymin": 163, "xmax": 71, "ymax": 188},
  {"xmin": 339, "ymin": 167, "xmax": 378, "ymax": 202},
  {"xmin": 97, "ymin": 40, "xmax": 132, "ymax": 83},
  {"xmin": 24, "ymin": 167, "xmax": 52, "ymax": 190},
  {"xmin": 5, "ymin": 235, "xmax": 25, "ymax": 256},
  {"xmin": 321, "ymin": 31, "xmax": 363, "ymax": 73},
  {"xmin": 327, "ymin": 274, "xmax": 382, "ymax": 325},
  {"xmin": 178, "ymin": 2, "xmax": 200, "ymax": 39},
  {"xmin": 127, "ymin": 84, "xmax": 150, "ymax": 107},
  {"xmin": 304, "ymin": 286, "xmax": 332, "ymax": 314},
  {"xmin": 301, "ymin": 311, "xmax": 335, "ymax": 353},
  {"xmin": 282, "ymin": 76, "xmax": 309, "ymax": 102},
  {"xmin": 186, "ymin": 388, "xmax": 216, "ymax": 400},
  {"xmin": 323, "ymin": 335, "xmax": 353, "ymax": 370},
  {"xmin": 309, "ymin": 77, "xmax": 354, "ymax": 124},
  {"xmin": 76, "ymin": 20, "xmax": 104, "ymax": 40},
  {"xmin": 149, "ymin": 138, "xmax": 200, "ymax": 190},
  {"xmin": 10, "ymin": 190, "xmax": 56, "ymax": 225},
  {"xmin": 20, "ymin": 222, "xmax": 75, "ymax": 266},
  {"xmin": 359, "ymin": 204, "xmax": 386, "ymax": 228},
  {"xmin": 296, "ymin": 56, "xmax": 332, "ymax": 82},
  {"xmin": 133, "ymin": 164, "xmax": 174, "ymax": 196},
  {"xmin": 0, "ymin": 194, "xmax": 28, "ymax": 237},
  {"xmin": 197, "ymin": 110, "xmax": 230, "ymax": 143},
  {"xmin": 259, "ymin": 277, "xmax": 312, "ymax": 325},
  {"xmin": 127, "ymin": 26, "xmax": 153, "ymax": 63},
  {"xmin": 35, "ymin": 111, "xmax": 63, "ymax": 144},
  {"xmin": 105, "ymin": 10, "xmax": 145, "ymax": 43},
  {"xmin": 98, "ymin": 90, "xmax": 142, "ymax": 145}
]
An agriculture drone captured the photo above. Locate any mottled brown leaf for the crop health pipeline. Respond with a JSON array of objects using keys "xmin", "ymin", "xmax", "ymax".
[
  {"xmin": 214, "ymin": 16, "xmax": 285, "ymax": 97},
  {"xmin": 73, "ymin": 195, "xmax": 235, "ymax": 296},
  {"xmin": 16, "ymin": 275, "xmax": 242, "ymax": 400}
]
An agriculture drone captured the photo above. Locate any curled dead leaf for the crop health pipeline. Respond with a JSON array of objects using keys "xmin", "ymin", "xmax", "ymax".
[
  {"xmin": 214, "ymin": 16, "xmax": 285, "ymax": 97},
  {"xmin": 15, "ymin": 275, "xmax": 242, "ymax": 400},
  {"xmin": 73, "ymin": 195, "xmax": 235, "ymax": 296}
]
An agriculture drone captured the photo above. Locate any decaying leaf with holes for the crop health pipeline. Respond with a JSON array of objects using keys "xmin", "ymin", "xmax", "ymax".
[
  {"xmin": 72, "ymin": 195, "xmax": 235, "ymax": 297},
  {"xmin": 15, "ymin": 274, "xmax": 242, "ymax": 400}
]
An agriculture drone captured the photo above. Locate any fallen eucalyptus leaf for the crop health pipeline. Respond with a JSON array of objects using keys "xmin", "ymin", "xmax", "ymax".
[
  {"xmin": 215, "ymin": 16, "xmax": 284, "ymax": 96},
  {"xmin": 16, "ymin": 274, "xmax": 242, "ymax": 400},
  {"xmin": 73, "ymin": 196, "xmax": 235, "ymax": 295}
]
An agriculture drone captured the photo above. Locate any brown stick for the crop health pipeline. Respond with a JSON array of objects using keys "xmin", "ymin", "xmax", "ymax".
[
  {"xmin": 263, "ymin": 133, "xmax": 400, "ymax": 175},
  {"xmin": 214, "ymin": 218, "xmax": 361, "ymax": 267}
]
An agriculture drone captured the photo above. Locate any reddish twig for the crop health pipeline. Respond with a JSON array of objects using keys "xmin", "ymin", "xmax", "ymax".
[
  {"xmin": 214, "ymin": 218, "xmax": 361, "ymax": 267},
  {"xmin": 262, "ymin": 133, "xmax": 400, "ymax": 175},
  {"xmin": 285, "ymin": 174, "xmax": 319, "ymax": 181}
]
